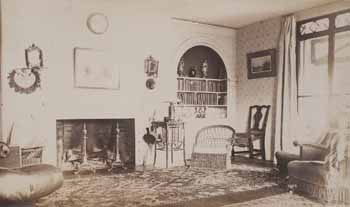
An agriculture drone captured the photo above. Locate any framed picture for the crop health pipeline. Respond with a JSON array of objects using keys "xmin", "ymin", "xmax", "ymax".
[
  {"xmin": 74, "ymin": 48, "xmax": 120, "ymax": 89},
  {"xmin": 247, "ymin": 49, "xmax": 276, "ymax": 79}
]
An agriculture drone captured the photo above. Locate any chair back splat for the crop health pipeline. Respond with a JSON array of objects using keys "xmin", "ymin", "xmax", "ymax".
[
  {"xmin": 232, "ymin": 105, "xmax": 270, "ymax": 160},
  {"xmin": 249, "ymin": 105, "xmax": 270, "ymax": 131}
]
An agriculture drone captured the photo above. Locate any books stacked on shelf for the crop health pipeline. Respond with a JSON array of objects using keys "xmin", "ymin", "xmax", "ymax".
[
  {"xmin": 177, "ymin": 78, "xmax": 206, "ymax": 91},
  {"xmin": 207, "ymin": 80, "xmax": 227, "ymax": 92},
  {"xmin": 218, "ymin": 94, "xmax": 227, "ymax": 105},
  {"xmin": 177, "ymin": 92, "xmax": 219, "ymax": 105},
  {"xmin": 177, "ymin": 77, "xmax": 227, "ymax": 92}
]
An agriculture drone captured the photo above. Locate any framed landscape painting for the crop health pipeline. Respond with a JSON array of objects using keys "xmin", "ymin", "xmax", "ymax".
[
  {"xmin": 247, "ymin": 49, "xmax": 276, "ymax": 79},
  {"xmin": 74, "ymin": 48, "xmax": 120, "ymax": 89}
]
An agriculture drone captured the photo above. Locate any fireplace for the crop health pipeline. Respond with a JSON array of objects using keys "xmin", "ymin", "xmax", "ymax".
[{"xmin": 56, "ymin": 119, "xmax": 135, "ymax": 172}]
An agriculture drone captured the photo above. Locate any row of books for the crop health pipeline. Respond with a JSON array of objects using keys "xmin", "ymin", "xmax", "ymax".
[
  {"xmin": 207, "ymin": 81, "xmax": 227, "ymax": 92},
  {"xmin": 177, "ymin": 92, "xmax": 227, "ymax": 105},
  {"xmin": 177, "ymin": 79, "xmax": 227, "ymax": 92}
]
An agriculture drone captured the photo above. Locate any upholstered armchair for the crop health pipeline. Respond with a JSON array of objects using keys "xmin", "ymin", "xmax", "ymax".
[
  {"xmin": 275, "ymin": 130, "xmax": 336, "ymax": 176},
  {"xmin": 286, "ymin": 130, "xmax": 350, "ymax": 204}
]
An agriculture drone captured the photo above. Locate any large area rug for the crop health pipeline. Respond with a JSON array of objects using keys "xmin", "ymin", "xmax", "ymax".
[
  {"xmin": 37, "ymin": 163, "xmax": 280, "ymax": 207},
  {"xmin": 222, "ymin": 192, "xmax": 325, "ymax": 207},
  {"xmin": 36, "ymin": 163, "xmax": 326, "ymax": 207}
]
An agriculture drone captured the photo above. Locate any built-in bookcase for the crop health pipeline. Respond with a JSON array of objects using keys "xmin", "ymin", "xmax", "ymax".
[
  {"xmin": 176, "ymin": 77, "xmax": 227, "ymax": 119},
  {"xmin": 177, "ymin": 77, "xmax": 227, "ymax": 107},
  {"xmin": 176, "ymin": 45, "xmax": 228, "ymax": 119}
]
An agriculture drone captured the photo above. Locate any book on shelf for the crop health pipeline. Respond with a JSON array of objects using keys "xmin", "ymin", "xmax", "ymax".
[
  {"xmin": 218, "ymin": 94, "xmax": 227, "ymax": 105},
  {"xmin": 177, "ymin": 92, "xmax": 219, "ymax": 105},
  {"xmin": 177, "ymin": 77, "xmax": 226, "ymax": 92}
]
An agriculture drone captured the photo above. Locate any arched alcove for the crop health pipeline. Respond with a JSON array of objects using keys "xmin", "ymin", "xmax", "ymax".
[
  {"xmin": 175, "ymin": 44, "xmax": 229, "ymax": 119},
  {"xmin": 177, "ymin": 45, "xmax": 227, "ymax": 79}
]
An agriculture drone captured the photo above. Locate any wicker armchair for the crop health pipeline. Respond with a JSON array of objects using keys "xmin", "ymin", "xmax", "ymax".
[{"xmin": 191, "ymin": 125, "xmax": 235, "ymax": 169}]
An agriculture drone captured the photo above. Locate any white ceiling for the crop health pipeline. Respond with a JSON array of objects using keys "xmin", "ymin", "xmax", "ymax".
[{"xmin": 162, "ymin": 0, "xmax": 341, "ymax": 28}]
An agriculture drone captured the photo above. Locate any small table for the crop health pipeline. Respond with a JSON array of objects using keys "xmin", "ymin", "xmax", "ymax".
[{"xmin": 151, "ymin": 120, "xmax": 186, "ymax": 168}]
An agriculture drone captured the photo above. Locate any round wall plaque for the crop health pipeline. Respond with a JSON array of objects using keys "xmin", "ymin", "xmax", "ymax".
[
  {"xmin": 87, "ymin": 13, "xmax": 109, "ymax": 35},
  {"xmin": 146, "ymin": 78, "xmax": 156, "ymax": 90}
]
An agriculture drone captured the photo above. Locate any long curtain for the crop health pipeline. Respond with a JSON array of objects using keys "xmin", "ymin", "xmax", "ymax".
[{"xmin": 274, "ymin": 16, "xmax": 298, "ymax": 153}]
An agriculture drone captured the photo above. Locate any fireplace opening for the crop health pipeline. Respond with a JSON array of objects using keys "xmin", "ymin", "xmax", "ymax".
[{"xmin": 56, "ymin": 119, "xmax": 135, "ymax": 173}]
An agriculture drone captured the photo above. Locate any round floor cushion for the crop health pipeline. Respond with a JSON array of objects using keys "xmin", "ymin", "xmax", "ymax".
[{"xmin": 0, "ymin": 164, "xmax": 63, "ymax": 202}]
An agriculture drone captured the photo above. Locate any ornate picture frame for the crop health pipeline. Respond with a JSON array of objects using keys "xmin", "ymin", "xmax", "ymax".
[
  {"xmin": 25, "ymin": 44, "xmax": 43, "ymax": 68},
  {"xmin": 247, "ymin": 49, "xmax": 276, "ymax": 79}
]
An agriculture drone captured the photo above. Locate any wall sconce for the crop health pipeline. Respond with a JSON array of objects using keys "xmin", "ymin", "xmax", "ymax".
[
  {"xmin": 144, "ymin": 55, "xmax": 159, "ymax": 90},
  {"xmin": 144, "ymin": 55, "xmax": 159, "ymax": 78}
]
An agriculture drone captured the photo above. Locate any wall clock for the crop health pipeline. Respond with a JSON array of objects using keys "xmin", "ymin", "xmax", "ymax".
[
  {"xmin": 8, "ymin": 68, "xmax": 41, "ymax": 94},
  {"xmin": 87, "ymin": 13, "xmax": 109, "ymax": 35}
]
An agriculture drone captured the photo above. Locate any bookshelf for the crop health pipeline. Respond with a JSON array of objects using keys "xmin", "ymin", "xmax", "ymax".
[{"xmin": 177, "ymin": 77, "xmax": 227, "ymax": 108}]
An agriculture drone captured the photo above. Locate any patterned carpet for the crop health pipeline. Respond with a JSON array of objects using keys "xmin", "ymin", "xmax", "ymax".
[
  {"xmin": 35, "ymin": 163, "xmax": 323, "ymax": 207},
  {"xmin": 222, "ymin": 193, "xmax": 325, "ymax": 207}
]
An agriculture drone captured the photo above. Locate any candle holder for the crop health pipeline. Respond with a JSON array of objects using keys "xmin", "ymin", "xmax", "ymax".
[
  {"xmin": 73, "ymin": 122, "xmax": 96, "ymax": 175},
  {"xmin": 108, "ymin": 121, "xmax": 125, "ymax": 171}
]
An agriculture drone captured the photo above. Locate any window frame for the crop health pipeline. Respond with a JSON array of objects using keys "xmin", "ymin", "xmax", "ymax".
[{"xmin": 296, "ymin": 9, "xmax": 350, "ymax": 99}]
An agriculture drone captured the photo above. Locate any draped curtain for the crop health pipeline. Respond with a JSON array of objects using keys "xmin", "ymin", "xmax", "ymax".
[{"xmin": 274, "ymin": 16, "xmax": 298, "ymax": 153}]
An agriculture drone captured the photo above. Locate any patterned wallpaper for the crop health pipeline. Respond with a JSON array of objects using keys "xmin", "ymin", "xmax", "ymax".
[{"xmin": 235, "ymin": 17, "xmax": 282, "ymax": 160}]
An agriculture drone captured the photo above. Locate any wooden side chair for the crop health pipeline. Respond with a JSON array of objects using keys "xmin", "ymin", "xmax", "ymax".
[{"xmin": 231, "ymin": 105, "xmax": 270, "ymax": 160}]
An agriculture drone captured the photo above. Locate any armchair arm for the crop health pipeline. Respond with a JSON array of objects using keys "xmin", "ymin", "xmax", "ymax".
[
  {"xmin": 293, "ymin": 141, "xmax": 329, "ymax": 161},
  {"xmin": 235, "ymin": 132, "xmax": 248, "ymax": 137}
]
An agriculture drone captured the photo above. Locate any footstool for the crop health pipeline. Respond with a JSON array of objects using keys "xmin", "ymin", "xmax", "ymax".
[{"xmin": 0, "ymin": 164, "xmax": 63, "ymax": 203}]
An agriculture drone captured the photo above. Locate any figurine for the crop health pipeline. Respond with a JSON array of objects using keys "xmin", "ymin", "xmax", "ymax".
[
  {"xmin": 177, "ymin": 58, "xmax": 185, "ymax": 77},
  {"xmin": 201, "ymin": 59, "xmax": 208, "ymax": 78},
  {"xmin": 189, "ymin": 66, "xmax": 197, "ymax": 77}
]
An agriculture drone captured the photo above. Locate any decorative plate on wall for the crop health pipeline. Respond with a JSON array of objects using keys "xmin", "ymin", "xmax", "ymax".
[{"xmin": 87, "ymin": 13, "xmax": 109, "ymax": 35}]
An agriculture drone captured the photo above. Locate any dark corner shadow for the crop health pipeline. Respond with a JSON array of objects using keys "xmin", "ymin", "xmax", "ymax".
[{"xmin": 158, "ymin": 186, "xmax": 285, "ymax": 207}]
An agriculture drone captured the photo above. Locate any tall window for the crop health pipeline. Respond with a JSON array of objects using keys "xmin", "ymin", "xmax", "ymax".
[{"xmin": 297, "ymin": 9, "xmax": 350, "ymax": 140}]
